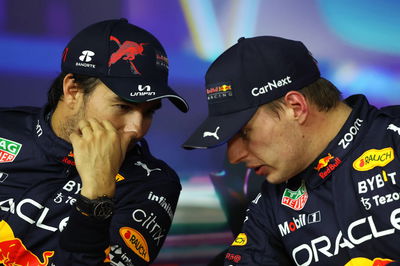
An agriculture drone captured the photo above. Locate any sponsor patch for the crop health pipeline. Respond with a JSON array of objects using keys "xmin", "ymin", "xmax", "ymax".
[
  {"xmin": 0, "ymin": 238, "xmax": 54, "ymax": 265},
  {"xmin": 134, "ymin": 161, "xmax": 161, "ymax": 176},
  {"xmin": 61, "ymin": 151, "xmax": 75, "ymax": 166},
  {"xmin": 0, "ymin": 172, "xmax": 9, "ymax": 183},
  {"xmin": 148, "ymin": 191, "xmax": 174, "ymax": 220},
  {"xmin": 108, "ymin": 36, "xmax": 145, "ymax": 75},
  {"xmin": 206, "ymin": 82, "xmax": 234, "ymax": 104},
  {"xmin": 281, "ymin": 180, "xmax": 308, "ymax": 210},
  {"xmin": 251, "ymin": 76, "xmax": 292, "ymax": 97},
  {"xmin": 278, "ymin": 211, "xmax": 321, "ymax": 237},
  {"xmin": 106, "ymin": 245, "xmax": 134, "ymax": 266},
  {"xmin": 292, "ymin": 208, "xmax": 400, "ymax": 265},
  {"xmin": 387, "ymin": 124, "xmax": 400, "ymax": 135},
  {"xmin": 231, "ymin": 233, "xmax": 247, "ymax": 246},
  {"xmin": 0, "ymin": 137, "xmax": 22, "ymax": 163},
  {"xmin": 314, "ymin": 154, "xmax": 334, "ymax": 171},
  {"xmin": 345, "ymin": 257, "xmax": 394, "ymax": 266},
  {"xmin": 353, "ymin": 147, "xmax": 394, "ymax": 171},
  {"xmin": 132, "ymin": 209, "xmax": 165, "ymax": 246},
  {"xmin": 225, "ymin": 252, "xmax": 242, "ymax": 263},
  {"xmin": 155, "ymin": 50, "xmax": 168, "ymax": 70},
  {"xmin": 338, "ymin": 118, "xmax": 363, "ymax": 149},
  {"xmin": 119, "ymin": 227, "xmax": 150, "ymax": 262},
  {"xmin": 203, "ymin": 126, "xmax": 220, "ymax": 140},
  {"xmin": 314, "ymin": 153, "xmax": 342, "ymax": 179},
  {"xmin": 116, "ymin": 174, "xmax": 125, "ymax": 182}
]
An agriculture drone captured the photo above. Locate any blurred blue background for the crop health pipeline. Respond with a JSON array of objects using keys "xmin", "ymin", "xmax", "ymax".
[{"xmin": 1, "ymin": 0, "xmax": 400, "ymax": 264}]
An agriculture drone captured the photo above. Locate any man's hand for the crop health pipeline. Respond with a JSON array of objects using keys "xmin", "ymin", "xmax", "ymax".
[{"xmin": 69, "ymin": 119, "xmax": 135, "ymax": 199}]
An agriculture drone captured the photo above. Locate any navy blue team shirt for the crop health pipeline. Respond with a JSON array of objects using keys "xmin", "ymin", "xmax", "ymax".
[
  {"xmin": 225, "ymin": 95, "xmax": 400, "ymax": 265},
  {"xmin": 0, "ymin": 105, "xmax": 181, "ymax": 265}
]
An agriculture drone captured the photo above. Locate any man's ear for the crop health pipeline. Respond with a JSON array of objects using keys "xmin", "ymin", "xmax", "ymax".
[
  {"xmin": 284, "ymin": 91, "xmax": 309, "ymax": 124},
  {"xmin": 62, "ymin": 73, "xmax": 83, "ymax": 109}
]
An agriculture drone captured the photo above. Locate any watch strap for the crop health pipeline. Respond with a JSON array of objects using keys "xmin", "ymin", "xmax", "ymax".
[{"xmin": 75, "ymin": 194, "xmax": 114, "ymax": 220}]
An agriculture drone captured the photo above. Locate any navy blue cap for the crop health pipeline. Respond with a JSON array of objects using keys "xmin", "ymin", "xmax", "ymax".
[
  {"xmin": 183, "ymin": 36, "xmax": 320, "ymax": 149},
  {"xmin": 61, "ymin": 18, "xmax": 188, "ymax": 113}
]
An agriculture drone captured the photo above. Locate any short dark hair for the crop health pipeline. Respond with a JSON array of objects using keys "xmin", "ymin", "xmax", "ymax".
[
  {"xmin": 264, "ymin": 78, "xmax": 342, "ymax": 117},
  {"xmin": 46, "ymin": 72, "xmax": 100, "ymax": 110}
]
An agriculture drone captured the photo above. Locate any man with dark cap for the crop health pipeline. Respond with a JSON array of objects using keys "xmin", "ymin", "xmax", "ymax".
[
  {"xmin": 0, "ymin": 18, "xmax": 188, "ymax": 265},
  {"xmin": 183, "ymin": 36, "xmax": 400, "ymax": 265}
]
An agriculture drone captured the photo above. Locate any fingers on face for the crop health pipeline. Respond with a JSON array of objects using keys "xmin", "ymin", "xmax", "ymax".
[
  {"xmin": 102, "ymin": 120, "xmax": 117, "ymax": 132},
  {"xmin": 78, "ymin": 119, "xmax": 110, "ymax": 135},
  {"xmin": 78, "ymin": 119, "xmax": 93, "ymax": 135}
]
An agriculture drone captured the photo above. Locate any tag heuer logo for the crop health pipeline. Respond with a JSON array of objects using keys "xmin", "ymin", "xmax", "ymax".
[
  {"xmin": 281, "ymin": 180, "xmax": 308, "ymax": 210},
  {"xmin": 0, "ymin": 137, "xmax": 22, "ymax": 163}
]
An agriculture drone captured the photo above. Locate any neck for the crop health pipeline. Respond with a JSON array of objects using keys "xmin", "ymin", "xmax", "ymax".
[{"xmin": 305, "ymin": 102, "xmax": 352, "ymax": 164}]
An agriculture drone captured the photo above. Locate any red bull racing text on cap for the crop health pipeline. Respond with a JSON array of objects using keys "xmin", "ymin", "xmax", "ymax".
[{"xmin": 183, "ymin": 36, "xmax": 320, "ymax": 149}]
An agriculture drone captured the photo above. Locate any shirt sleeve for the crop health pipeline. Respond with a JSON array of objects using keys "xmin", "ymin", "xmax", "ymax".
[
  {"xmin": 108, "ymin": 177, "xmax": 181, "ymax": 265},
  {"xmin": 57, "ymin": 165, "xmax": 181, "ymax": 265},
  {"xmin": 224, "ymin": 192, "xmax": 292, "ymax": 265}
]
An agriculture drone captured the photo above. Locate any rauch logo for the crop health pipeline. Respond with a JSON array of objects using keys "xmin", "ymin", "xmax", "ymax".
[
  {"xmin": 119, "ymin": 227, "xmax": 150, "ymax": 262},
  {"xmin": 353, "ymin": 147, "xmax": 394, "ymax": 171}
]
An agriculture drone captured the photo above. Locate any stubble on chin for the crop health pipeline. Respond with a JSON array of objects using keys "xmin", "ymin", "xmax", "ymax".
[{"xmin": 58, "ymin": 108, "xmax": 85, "ymax": 143}]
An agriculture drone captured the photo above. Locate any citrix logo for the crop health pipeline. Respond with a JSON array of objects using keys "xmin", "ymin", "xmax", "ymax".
[{"xmin": 79, "ymin": 50, "xmax": 95, "ymax": 62}]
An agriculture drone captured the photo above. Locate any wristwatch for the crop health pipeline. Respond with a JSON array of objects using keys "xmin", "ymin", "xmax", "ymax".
[{"xmin": 75, "ymin": 194, "xmax": 114, "ymax": 220}]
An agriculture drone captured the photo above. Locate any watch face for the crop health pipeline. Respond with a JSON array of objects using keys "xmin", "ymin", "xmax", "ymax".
[{"xmin": 93, "ymin": 200, "xmax": 114, "ymax": 220}]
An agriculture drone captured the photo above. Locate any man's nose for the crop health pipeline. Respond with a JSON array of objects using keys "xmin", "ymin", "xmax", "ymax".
[
  {"xmin": 227, "ymin": 135, "xmax": 248, "ymax": 164},
  {"xmin": 123, "ymin": 112, "xmax": 145, "ymax": 138}
]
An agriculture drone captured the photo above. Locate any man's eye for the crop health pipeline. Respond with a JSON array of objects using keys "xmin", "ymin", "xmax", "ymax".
[
  {"xmin": 240, "ymin": 129, "xmax": 249, "ymax": 139},
  {"xmin": 116, "ymin": 104, "xmax": 131, "ymax": 111}
]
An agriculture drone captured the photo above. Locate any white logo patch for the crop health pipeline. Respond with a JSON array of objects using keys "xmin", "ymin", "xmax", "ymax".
[
  {"xmin": 252, "ymin": 76, "xmax": 292, "ymax": 97},
  {"xmin": 387, "ymin": 124, "xmax": 400, "ymax": 135},
  {"xmin": 79, "ymin": 50, "xmax": 95, "ymax": 62},
  {"xmin": 130, "ymin": 85, "xmax": 155, "ymax": 96},
  {"xmin": 0, "ymin": 172, "xmax": 8, "ymax": 182},
  {"xmin": 138, "ymin": 85, "xmax": 151, "ymax": 91},
  {"xmin": 36, "ymin": 120, "xmax": 43, "ymax": 137},
  {"xmin": 134, "ymin": 161, "xmax": 161, "ymax": 176},
  {"xmin": 203, "ymin": 126, "xmax": 220, "ymax": 140}
]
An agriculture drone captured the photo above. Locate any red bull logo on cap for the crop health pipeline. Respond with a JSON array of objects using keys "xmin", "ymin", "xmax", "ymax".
[
  {"xmin": 108, "ymin": 36, "xmax": 146, "ymax": 75},
  {"xmin": 206, "ymin": 84, "xmax": 232, "ymax": 94},
  {"xmin": 206, "ymin": 82, "xmax": 234, "ymax": 103}
]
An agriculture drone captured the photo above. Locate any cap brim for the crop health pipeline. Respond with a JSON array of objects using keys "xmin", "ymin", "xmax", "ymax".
[
  {"xmin": 182, "ymin": 107, "xmax": 258, "ymax": 149},
  {"xmin": 100, "ymin": 76, "xmax": 189, "ymax": 113}
]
